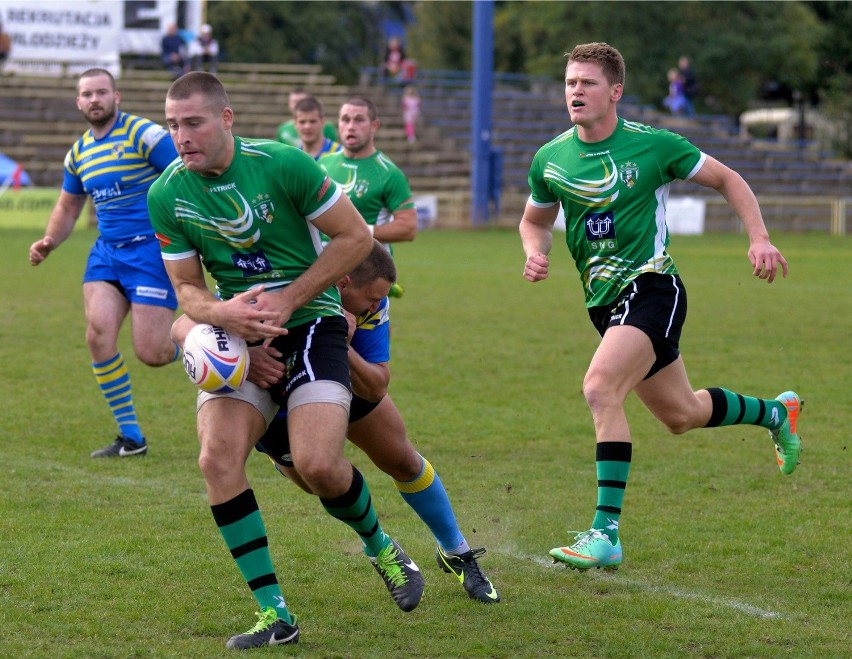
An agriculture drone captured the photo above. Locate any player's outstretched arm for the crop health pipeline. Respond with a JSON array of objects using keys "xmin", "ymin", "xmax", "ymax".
[
  {"xmin": 691, "ymin": 155, "xmax": 788, "ymax": 283},
  {"xmin": 28, "ymin": 191, "xmax": 87, "ymax": 266}
]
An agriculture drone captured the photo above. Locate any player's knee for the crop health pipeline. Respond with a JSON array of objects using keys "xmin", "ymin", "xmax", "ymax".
[
  {"xmin": 198, "ymin": 439, "xmax": 245, "ymax": 484},
  {"xmin": 198, "ymin": 446, "xmax": 227, "ymax": 481},
  {"xmin": 135, "ymin": 341, "xmax": 177, "ymax": 366},
  {"xmin": 660, "ymin": 414, "xmax": 692, "ymax": 435},
  {"xmin": 583, "ymin": 372, "xmax": 616, "ymax": 414}
]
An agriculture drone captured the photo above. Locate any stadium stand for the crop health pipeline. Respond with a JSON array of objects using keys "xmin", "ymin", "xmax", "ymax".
[{"xmin": 2, "ymin": 64, "xmax": 850, "ymax": 231}]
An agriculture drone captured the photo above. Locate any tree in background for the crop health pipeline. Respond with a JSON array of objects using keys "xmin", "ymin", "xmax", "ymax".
[
  {"xmin": 207, "ymin": 0, "xmax": 383, "ymax": 83},
  {"xmin": 204, "ymin": 1, "xmax": 849, "ymax": 155},
  {"xmin": 411, "ymin": 1, "xmax": 827, "ymax": 119},
  {"xmin": 809, "ymin": 1, "xmax": 852, "ymax": 157}
]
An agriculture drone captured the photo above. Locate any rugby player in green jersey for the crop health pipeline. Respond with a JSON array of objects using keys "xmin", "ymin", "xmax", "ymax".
[
  {"xmin": 148, "ymin": 72, "xmax": 423, "ymax": 649},
  {"xmin": 519, "ymin": 43, "xmax": 802, "ymax": 571},
  {"xmin": 275, "ymin": 87, "xmax": 337, "ymax": 148},
  {"xmin": 320, "ymin": 95, "xmax": 417, "ymax": 298},
  {"xmin": 292, "ymin": 95, "xmax": 342, "ymax": 160}
]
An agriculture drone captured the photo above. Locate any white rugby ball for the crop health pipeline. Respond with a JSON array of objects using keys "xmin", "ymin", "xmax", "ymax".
[{"xmin": 183, "ymin": 324, "xmax": 249, "ymax": 393}]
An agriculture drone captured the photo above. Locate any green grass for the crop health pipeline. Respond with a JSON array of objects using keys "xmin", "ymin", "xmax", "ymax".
[{"xmin": 1, "ymin": 219, "xmax": 850, "ymax": 657}]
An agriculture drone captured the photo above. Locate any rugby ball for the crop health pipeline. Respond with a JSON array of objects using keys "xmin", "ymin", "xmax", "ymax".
[{"xmin": 183, "ymin": 324, "xmax": 249, "ymax": 393}]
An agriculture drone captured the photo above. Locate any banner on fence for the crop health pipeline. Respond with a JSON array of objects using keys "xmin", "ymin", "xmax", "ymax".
[{"xmin": 0, "ymin": 0, "xmax": 202, "ymax": 76}]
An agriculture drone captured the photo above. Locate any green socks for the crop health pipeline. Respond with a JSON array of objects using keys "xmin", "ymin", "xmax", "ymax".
[
  {"xmin": 591, "ymin": 441, "xmax": 632, "ymax": 544},
  {"xmin": 211, "ymin": 489, "xmax": 292, "ymax": 623},
  {"xmin": 705, "ymin": 388, "xmax": 786, "ymax": 430}
]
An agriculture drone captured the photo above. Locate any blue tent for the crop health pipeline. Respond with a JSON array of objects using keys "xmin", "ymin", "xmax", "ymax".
[{"xmin": 0, "ymin": 152, "xmax": 33, "ymax": 187}]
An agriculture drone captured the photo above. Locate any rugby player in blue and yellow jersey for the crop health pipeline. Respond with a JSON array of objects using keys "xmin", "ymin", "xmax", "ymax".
[{"xmin": 29, "ymin": 68, "xmax": 181, "ymax": 459}]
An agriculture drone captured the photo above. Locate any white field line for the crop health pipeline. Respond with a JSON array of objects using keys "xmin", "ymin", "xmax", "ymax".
[{"xmin": 523, "ymin": 553, "xmax": 782, "ymax": 619}]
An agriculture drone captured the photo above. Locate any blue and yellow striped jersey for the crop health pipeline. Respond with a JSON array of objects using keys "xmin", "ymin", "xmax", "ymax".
[{"xmin": 63, "ymin": 111, "xmax": 178, "ymax": 244}]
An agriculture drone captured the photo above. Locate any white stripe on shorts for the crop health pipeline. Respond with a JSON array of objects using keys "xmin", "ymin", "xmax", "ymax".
[{"xmin": 665, "ymin": 275, "xmax": 680, "ymax": 338}]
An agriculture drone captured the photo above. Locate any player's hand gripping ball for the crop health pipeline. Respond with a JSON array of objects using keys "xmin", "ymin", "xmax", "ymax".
[{"xmin": 183, "ymin": 324, "xmax": 249, "ymax": 393}]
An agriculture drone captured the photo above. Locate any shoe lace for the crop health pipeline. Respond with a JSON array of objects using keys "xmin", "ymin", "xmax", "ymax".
[
  {"xmin": 569, "ymin": 529, "xmax": 607, "ymax": 550},
  {"xmin": 458, "ymin": 548, "xmax": 489, "ymax": 581},
  {"xmin": 375, "ymin": 544, "xmax": 408, "ymax": 588},
  {"xmin": 244, "ymin": 607, "xmax": 277, "ymax": 634}
]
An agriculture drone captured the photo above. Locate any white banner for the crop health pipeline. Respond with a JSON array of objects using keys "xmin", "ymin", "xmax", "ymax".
[
  {"xmin": 0, "ymin": 1, "xmax": 121, "ymax": 75},
  {"xmin": 0, "ymin": 1, "xmax": 203, "ymax": 76}
]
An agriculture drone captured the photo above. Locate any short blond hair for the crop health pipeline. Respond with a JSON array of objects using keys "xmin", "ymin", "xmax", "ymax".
[{"xmin": 566, "ymin": 42, "xmax": 625, "ymax": 87}]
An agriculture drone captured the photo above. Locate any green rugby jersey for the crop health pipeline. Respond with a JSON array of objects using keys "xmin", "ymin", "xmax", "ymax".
[
  {"xmin": 319, "ymin": 150, "xmax": 414, "ymax": 228},
  {"xmin": 528, "ymin": 117, "xmax": 704, "ymax": 308},
  {"xmin": 148, "ymin": 137, "xmax": 344, "ymax": 328}
]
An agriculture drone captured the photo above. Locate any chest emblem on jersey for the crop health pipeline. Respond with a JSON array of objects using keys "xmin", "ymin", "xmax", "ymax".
[
  {"xmin": 252, "ymin": 193, "xmax": 275, "ymax": 224},
  {"xmin": 353, "ymin": 180, "xmax": 369, "ymax": 199},
  {"xmin": 619, "ymin": 162, "xmax": 638, "ymax": 188},
  {"xmin": 112, "ymin": 144, "xmax": 126, "ymax": 159},
  {"xmin": 585, "ymin": 211, "xmax": 618, "ymax": 252}
]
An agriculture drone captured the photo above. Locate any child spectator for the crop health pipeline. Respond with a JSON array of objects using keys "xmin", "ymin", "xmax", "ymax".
[
  {"xmin": 662, "ymin": 68, "xmax": 687, "ymax": 115},
  {"xmin": 401, "ymin": 85, "xmax": 421, "ymax": 143}
]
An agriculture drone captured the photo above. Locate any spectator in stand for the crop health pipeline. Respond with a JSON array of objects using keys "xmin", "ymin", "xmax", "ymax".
[
  {"xmin": 662, "ymin": 68, "xmax": 687, "ymax": 115},
  {"xmin": 678, "ymin": 55, "xmax": 699, "ymax": 117},
  {"xmin": 382, "ymin": 36, "xmax": 405, "ymax": 82},
  {"xmin": 161, "ymin": 23, "xmax": 188, "ymax": 79},
  {"xmin": 0, "ymin": 19, "xmax": 11, "ymax": 63},
  {"xmin": 401, "ymin": 85, "xmax": 421, "ymax": 143},
  {"xmin": 189, "ymin": 23, "xmax": 219, "ymax": 74},
  {"xmin": 275, "ymin": 88, "xmax": 338, "ymax": 147}
]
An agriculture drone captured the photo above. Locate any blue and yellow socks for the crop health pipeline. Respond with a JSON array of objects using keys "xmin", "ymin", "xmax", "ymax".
[
  {"xmin": 92, "ymin": 353, "xmax": 143, "ymax": 443},
  {"xmin": 395, "ymin": 455, "xmax": 467, "ymax": 554}
]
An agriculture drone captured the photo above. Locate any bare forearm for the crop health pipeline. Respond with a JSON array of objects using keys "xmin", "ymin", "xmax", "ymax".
[
  {"xmin": 349, "ymin": 350, "xmax": 389, "ymax": 401},
  {"xmin": 44, "ymin": 194, "xmax": 86, "ymax": 245},
  {"xmin": 519, "ymin": 216, "xmax": 553, "ymax": 257},
  {"xmin": 718, "ymin": 173, "xmax": 770, "ymax": 243},
  {"xmin": 373, "ymin": 208, "xmax": 417, "ymax": 243}
]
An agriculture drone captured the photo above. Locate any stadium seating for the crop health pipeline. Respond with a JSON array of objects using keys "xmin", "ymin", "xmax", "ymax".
[{"xmin": 2, "ymin": 64, "xmax": 850, "ymax": 231}]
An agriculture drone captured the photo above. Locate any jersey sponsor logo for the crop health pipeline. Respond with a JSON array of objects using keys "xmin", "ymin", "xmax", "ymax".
[
  {"xmin": 585, "ymin": 211, "xmax": 618, "ymax": 251},
  {"xmin": 206, "ymin": 182, "xmax": 237, "ymax": 193},
  {"xmin": 91, "ymin": 182, "xmax": 122, "ymax": 202},
  {"xmin": 579, "ymin": 149, "xmax": 611, "ymax": 157},
  {"xmin": 232, "ymin": 250, "xmax": 272, "ymax": 276},
  {"xmin": 619, "ymin": 161, "xmax": 639, "ymax": 188}
]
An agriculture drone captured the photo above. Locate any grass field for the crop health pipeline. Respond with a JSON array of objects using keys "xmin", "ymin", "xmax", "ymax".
[{"xmin": 1, "ymin": 202, "xmax": 850, "ymax": 657}]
